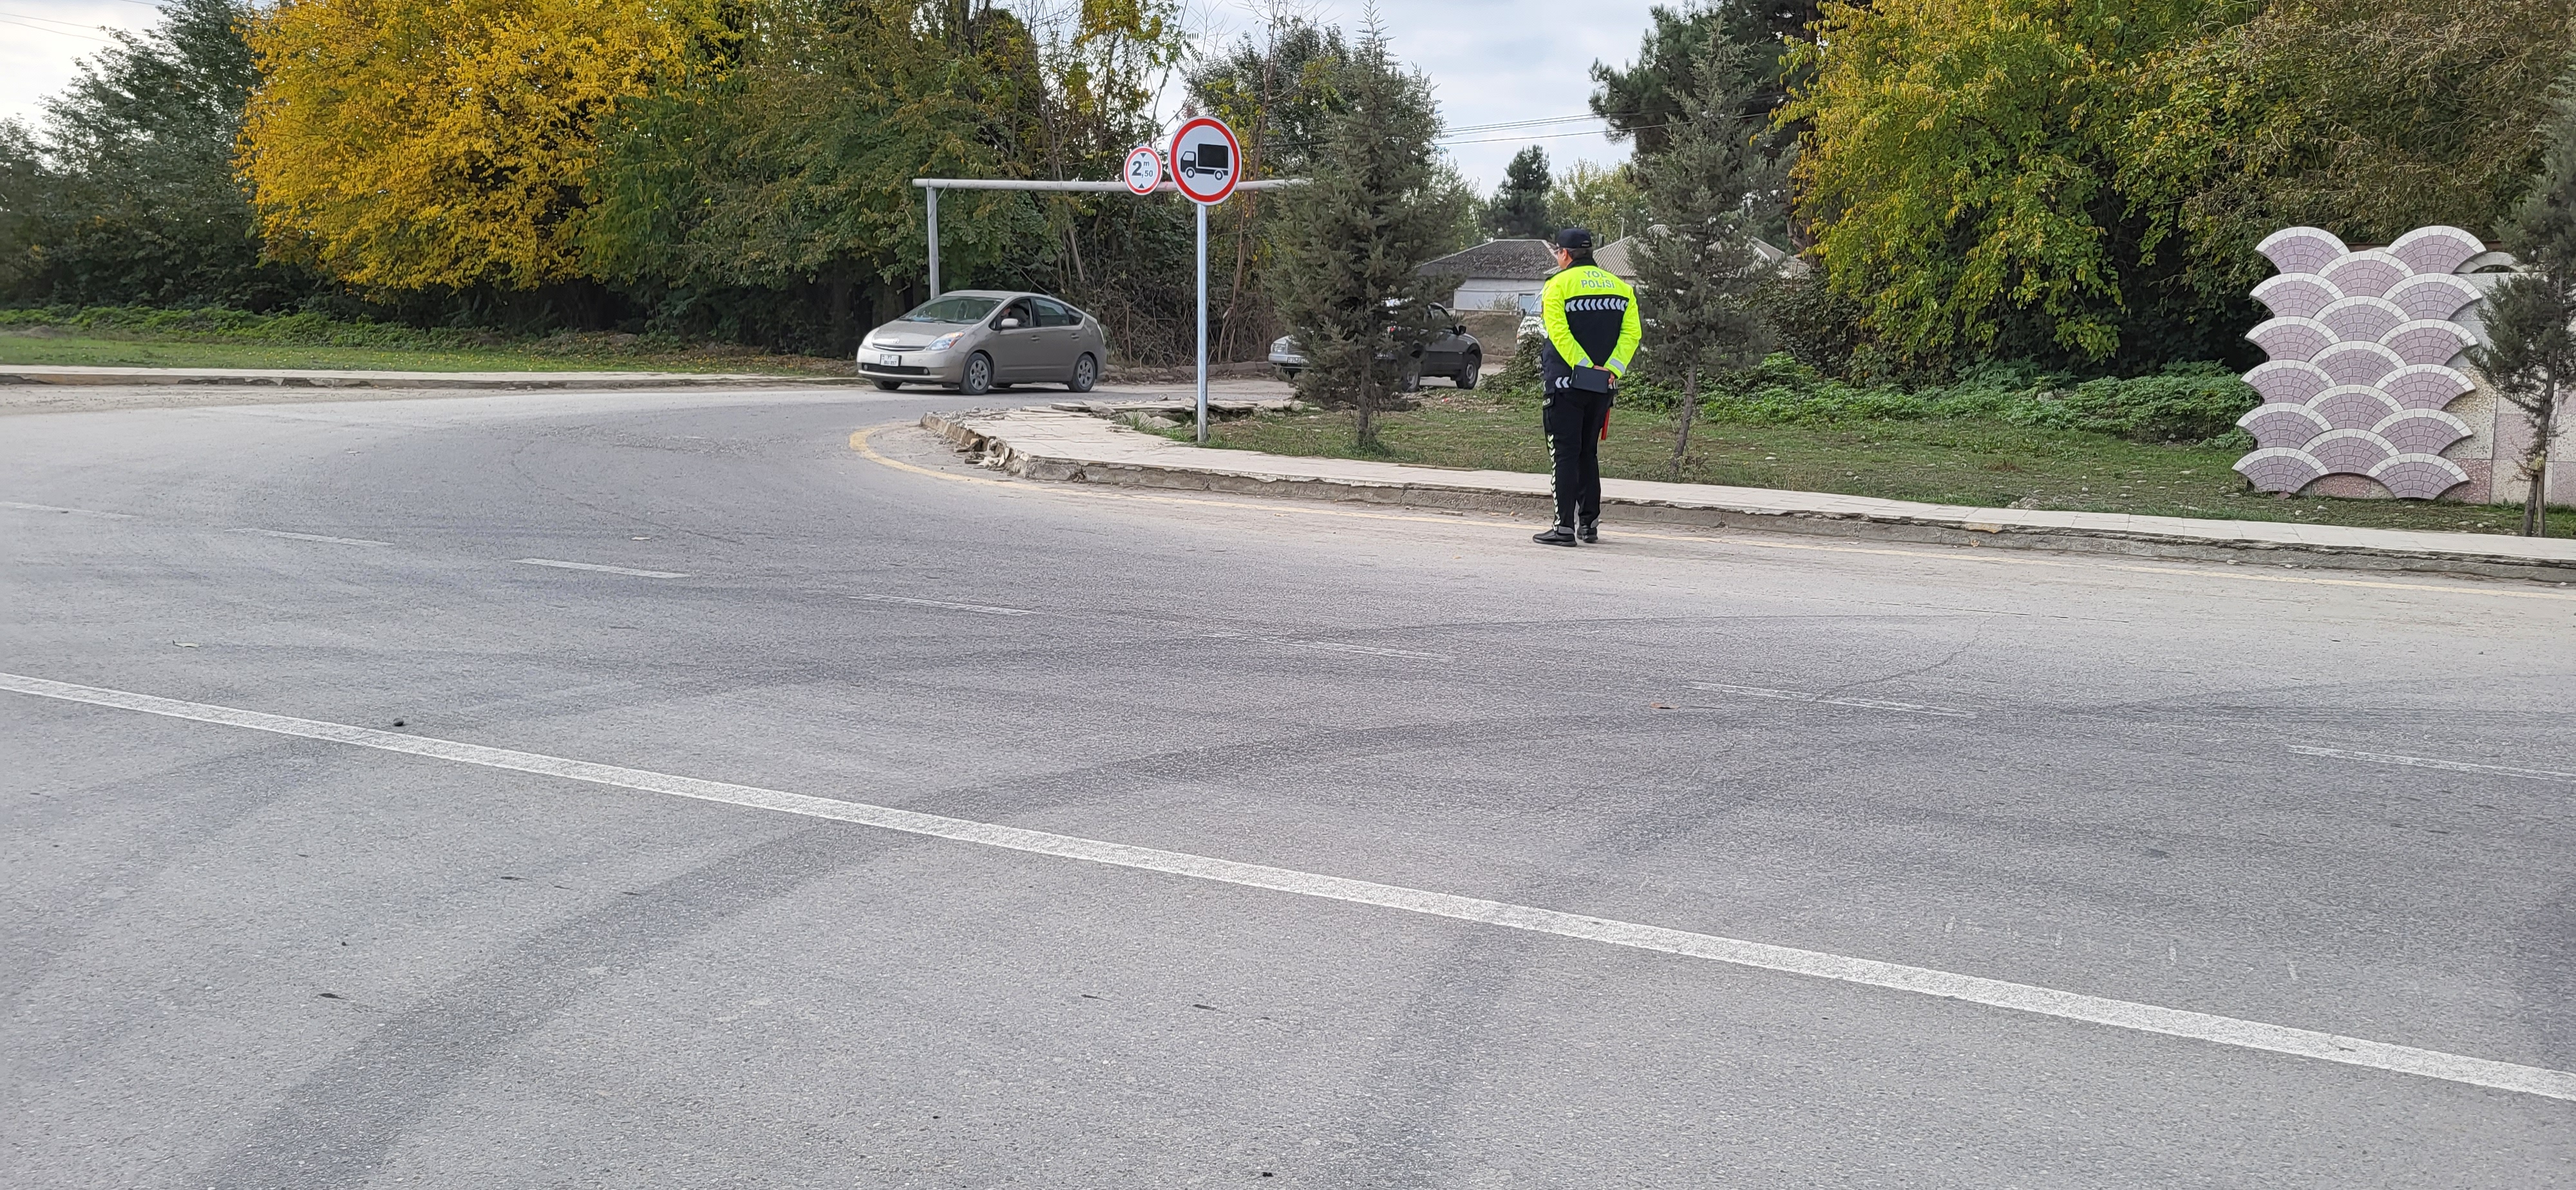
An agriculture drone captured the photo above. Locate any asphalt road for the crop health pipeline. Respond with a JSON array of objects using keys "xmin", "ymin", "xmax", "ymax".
[{"xmin": 5, "ymin": 385, "xmax": 2573, "ymax": 1188}]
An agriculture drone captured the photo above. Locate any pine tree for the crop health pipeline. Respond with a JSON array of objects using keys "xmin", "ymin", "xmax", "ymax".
[
  {"xmin": 1267, "ymin": 19, "xmax": 1461, "ymax": 449},
  {"xmin": 1481, "ymin": 146, "xmax": 1554, "ymax": 239},
  {"xmin": 2472, "ymin": 59, "xmax": 2576, "ymax": 536},
  {"xmin": 1630, "ymin": 32, "xmax": 1786, "ymax": 477}
]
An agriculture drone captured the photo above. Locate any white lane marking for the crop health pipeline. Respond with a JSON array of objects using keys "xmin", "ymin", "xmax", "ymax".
[
  {"xmin": 231, "ymin": 528, "xmax": 392, "ymax": 547},
  {"xmin": 514, "ymin": 558, "xmax": 690, "ymax": 579},
  {"xmin": 2288, "ymin": 744, "xmax": 2576, "ymax": 785},
  {"xmin": 1691, "ymin": 681, "xmax": 1976, "ymax": 719},
  {"xmin": 0, "ymin": 500, "xmax": 135, "ymax": 520},
  {"xmin": 851, "ymin": 593, "xmax": 1036, "ymax": 616},
  {"xmin": 1280, "ymin": 640, "xmax": 1451, "ymax": 660},
  {"xmin": 5, "ymin": 671, "xmax": 2569, "ymax": 1104},
  {"xmin": 1207, "ymin": 630, "xmax": 1451, "ymax": 660}
]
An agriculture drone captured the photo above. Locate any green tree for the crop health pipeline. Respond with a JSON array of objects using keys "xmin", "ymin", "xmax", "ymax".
[
  {"xmin": 584, "ymin": 0, "xmax": 1189, "ymax": 356},
  {"xmin": 1268, "ymin": 20, "xmax": 1463, "ymax": 448},
  {"xmin": 1631, "ymin": 35, "xmax": 1783, "ymax": 476},
  {"xmin": 1548, "ymin": 161, "xmax": 1651, "ymax": 244},
  {"xmin": 1481, "ymin": 146, "xmax": 1555, "ymax": 239},
  {"xmin": 0, "ymin": 0, "xmax": 308, "ymax": 307},
  {"xmin": 2470, "ymin": 62, "xmax": 2576, "ymax": 536},
  {"xmin": 1783, "ymin": 0, "xmax": 2220, "ymax": 370},
  {"xmin": 1189, "ymin": 15, "xmax": 1353, "ymax": 359},
  {"xmin": 2121, "ymin": 0, "xmax": 2576, "ymax": 311},
  {"xmin": 1591, "ymin": 1, "xmax": 1813, "ymax": 160}
]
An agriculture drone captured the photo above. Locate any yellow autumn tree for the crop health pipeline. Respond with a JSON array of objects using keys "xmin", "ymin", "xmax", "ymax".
[{"xmin": 238, "ymin": 0, "xmax": 717, "ymax": 290}]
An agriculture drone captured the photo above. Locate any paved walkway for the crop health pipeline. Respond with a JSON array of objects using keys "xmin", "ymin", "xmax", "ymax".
[{"xmin": 925, "ymin": 404, "xmax": 2576, "ymax": 581}]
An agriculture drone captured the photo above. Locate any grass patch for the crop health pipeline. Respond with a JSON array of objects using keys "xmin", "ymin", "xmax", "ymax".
[
  {"xmin": 1165, "ymin": 386, "xmax": 2572, "ymax": 539},
  {"xmin": 0, "ymin": 306, "xmax": 849, "ymax": 375}
]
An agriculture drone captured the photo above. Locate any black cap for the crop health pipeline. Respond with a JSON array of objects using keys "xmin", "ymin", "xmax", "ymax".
[{"xmin": 1555, "ymin": 227, "xmax": 1595, "ymax": 252}]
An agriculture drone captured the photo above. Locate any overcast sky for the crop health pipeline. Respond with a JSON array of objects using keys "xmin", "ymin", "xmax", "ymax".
[{"xmin": 3, "ymin": 0, "xmax": 1663, "ymax": 194}]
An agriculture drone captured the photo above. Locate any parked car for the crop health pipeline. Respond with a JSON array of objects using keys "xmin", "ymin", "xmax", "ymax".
[
  {"xmin": 1267, "ymin": 302, "xmax": 1483, "ymax": 389},
  {"xmin": 1516, "ymin": 292, "xmax": 1542, "ymax": 341},
  {"xmin": 857, "ymin": 290, "xmax": 1107, "ymax": 395}
]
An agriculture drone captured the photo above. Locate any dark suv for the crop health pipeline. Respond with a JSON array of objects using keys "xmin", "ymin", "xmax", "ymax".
[{"xmin": 1266, "ymin": 303, "xmax": 1483, "ymax": 389}]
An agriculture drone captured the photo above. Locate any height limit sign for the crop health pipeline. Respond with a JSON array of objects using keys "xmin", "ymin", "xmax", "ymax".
[{"xmin": 1168, "ymin": 117, "xmax": 1240, "ymax": 205}]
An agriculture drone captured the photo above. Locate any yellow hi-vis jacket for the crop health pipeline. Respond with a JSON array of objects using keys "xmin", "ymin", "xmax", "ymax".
[{"xmin": 1539, "ymin": 263, "xmax": 1642, "ymax": 388}]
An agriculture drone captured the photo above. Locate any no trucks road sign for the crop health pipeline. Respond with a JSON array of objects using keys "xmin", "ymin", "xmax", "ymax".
[
  {"xmin": 1121, "ymin": 145, "xmax": 1160, "ymax": 196},
  {"xmin": 1168, "ymin": 117, "xmax": 1240, "ymax": 205}
]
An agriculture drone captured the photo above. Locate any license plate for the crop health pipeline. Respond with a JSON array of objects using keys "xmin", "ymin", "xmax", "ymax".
[{"xmin": 876, "ymin": 353, "xmax": 901, "ymax": 366}]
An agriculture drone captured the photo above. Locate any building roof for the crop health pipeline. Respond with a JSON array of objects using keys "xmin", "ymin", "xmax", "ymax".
[
  {"xmin": 1594, "ymin": 236, "xmax": 1636, "ymax": 278},
  {"xmin": 1592, "ymin": 234, "xmax": 1810, "ymax": 280},
  {"xmin": 1417, "ymin": 238, "xmax": 1558, "ymax": 281}
]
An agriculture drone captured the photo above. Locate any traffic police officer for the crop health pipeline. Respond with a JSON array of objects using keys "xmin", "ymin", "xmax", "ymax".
[{"xmin": 1532, "ymin": 227, "xmax": 1641, "ymax": 546}]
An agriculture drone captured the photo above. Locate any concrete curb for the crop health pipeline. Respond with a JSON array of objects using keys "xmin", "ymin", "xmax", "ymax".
[
  {"xmin": 922, "ymin": 407, "xmax": 2576, "ymax": 583},
  {"xmin": 0, "ymin": 364, "xmax": 867, "ymax": 390}
]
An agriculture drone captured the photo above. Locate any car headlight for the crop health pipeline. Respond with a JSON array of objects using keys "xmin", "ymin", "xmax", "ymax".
[{"xmin": 926, "ymin": 332, "xmax": 963, "ymax": 352}]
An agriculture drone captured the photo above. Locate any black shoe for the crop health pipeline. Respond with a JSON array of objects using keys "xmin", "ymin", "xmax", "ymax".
[
  {"xmin": 1533, "ymin": 525, "xmax": 1580, "ymax": 547},
  {"xmin": 1577, "ymin": 519, "xmax": 1599, "ymax": 543}
]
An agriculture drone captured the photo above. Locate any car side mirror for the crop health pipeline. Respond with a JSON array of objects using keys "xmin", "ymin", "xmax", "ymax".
[
  {"xmin": 1453, "ymin": 324, "xmax": 1468, "ymax": 335},
  {"xmin": 999, "ymin": 317, "xmax": 1023, "ymax": 330}
]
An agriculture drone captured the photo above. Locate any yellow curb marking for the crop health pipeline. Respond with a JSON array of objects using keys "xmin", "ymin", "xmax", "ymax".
[{"xmin": 848, "ymin": 424, "xmax": 2576, "ymax": 604}]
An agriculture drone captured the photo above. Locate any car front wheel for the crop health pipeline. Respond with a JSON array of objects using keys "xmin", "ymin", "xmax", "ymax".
[
  {"xmin": 1454, "ymin": 351, "xmax": 1481, "ymax": 389},
  {"xmin": 1068, "ymin": 353, "xmax": 1098, "ymax": 393},
  {"xmin": 958, "ymin": 352, "xmax": 994, "ymax": 396},
  {"xmin": 873, "ymin": 379, "xmax": 903, "ymax": 392}
]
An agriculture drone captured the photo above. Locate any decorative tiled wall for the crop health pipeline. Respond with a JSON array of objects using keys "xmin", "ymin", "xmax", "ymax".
[{"xmin": 2235, "ymin": 225, "xmax": 2486, "ymax": 500}]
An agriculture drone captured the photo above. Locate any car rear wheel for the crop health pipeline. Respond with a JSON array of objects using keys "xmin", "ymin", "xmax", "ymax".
[
  {"xmin": 958, "ymin": 352, "xmax": 994, "ymax": 396},
  {"xmin": 873, "ymin": 379, "xmax": 903, "ymax": 392},
  {"xmin": 1454, "ymin": 351, "xmax": 1481, "ymax": 389},
  {"xmin": 1068, "ymin": 353, "xmax": 1098, "ymax": 393}
]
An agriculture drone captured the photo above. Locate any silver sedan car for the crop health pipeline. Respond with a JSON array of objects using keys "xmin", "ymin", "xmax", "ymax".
[{"xmin": 857, "ymin": 290, "xmax": 1109, "ymax": 395}]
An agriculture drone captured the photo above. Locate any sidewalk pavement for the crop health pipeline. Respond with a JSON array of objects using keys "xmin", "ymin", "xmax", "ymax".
[
  {"xmin": 0, "ymin": 364, "xmax": 862, "ymax": 390},
  {"xmin": 923, "ymin": 404, "xmax": 2576, "ymax": 583}
]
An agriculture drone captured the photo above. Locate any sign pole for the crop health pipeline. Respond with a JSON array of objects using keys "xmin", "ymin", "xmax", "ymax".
[
  {"xmin": 1170, "ymin": 115, "xmax": 1239, "ymax": 444},
  {"xmin": 1196, "ymin": 201, "xmax": 1209, "ymax": 444},
  {"xmin": 925, "ymin": 187, "xmax": 940, "ymax": 298}
]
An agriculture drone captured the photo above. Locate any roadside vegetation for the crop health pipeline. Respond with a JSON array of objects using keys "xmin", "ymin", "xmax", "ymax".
[
  {"xmin": 0, "ymin": 308, "xmax": 846, "ymax": 373},
  {"xmin": 1164, "ymin": 356, "xmax": 2575, "ymax": 538}
]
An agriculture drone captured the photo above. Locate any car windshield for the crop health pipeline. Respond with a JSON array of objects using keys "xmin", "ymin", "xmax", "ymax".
[{"xmin": 899, "ymin": 296, "xmax": 1002, "ymax": 324}]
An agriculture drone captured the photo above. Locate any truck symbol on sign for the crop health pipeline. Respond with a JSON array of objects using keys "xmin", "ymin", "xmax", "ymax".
[{"xmin": 1178, "ymin": 143, "xmax": 1229, "ymax": 179}]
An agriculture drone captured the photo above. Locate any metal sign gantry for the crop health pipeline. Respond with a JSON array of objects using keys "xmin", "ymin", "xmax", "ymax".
[{"xmin": 914, "ymin": 124, "xmax": 1298, "ymax": 444}]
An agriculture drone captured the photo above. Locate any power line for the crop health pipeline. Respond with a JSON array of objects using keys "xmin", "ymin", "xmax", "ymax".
[
  {"xmin": 1437, "ymin": 126, "xmax": 1643, "ymax": 146},
  {"xmin": 1442, "ymin": 112, "xmax": 1604, "ymax": 135},
  {"xmin": 0, "ymin": 8, "xmax": 126, "ymax": 30},
  {"xmin": 0, "ymin": 14, "xmax": 116, "ymax": 41}
]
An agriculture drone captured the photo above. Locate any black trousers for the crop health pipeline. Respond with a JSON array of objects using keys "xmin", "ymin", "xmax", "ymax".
[{"xmin": 1542, "ymin": 390, "xmax": 1613, "ymax": 528}]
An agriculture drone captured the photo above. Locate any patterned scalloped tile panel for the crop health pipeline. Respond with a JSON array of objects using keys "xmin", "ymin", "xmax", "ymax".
[
  {"xmin": 2234, "ymin": 225, "xmax": 2484, "ymax": 499},
  {"xmin": 2254, "ymin": 274, "xmax": 2340, "ymax": 319},
  {"xmin": 2257, "ymin": 227, "xmax": 2350, "ymax": 276},
  {"xmin": 2248, "ymin": 317, "xmax": 2335, "ymax": 362},
  {"xmin": 2380, "ymin": 320, "xmax": 2476, "ymax": 365},
  {"xmin": 2317, "ymin": 296, "xmax": 2407, "ymax": 342},
  {"xmin": 2387, "ymin": 274, "xmax": 2478, "ymax": 321},
  {"xmin": 2321, "ymin": 251, "xmax": 2409, "ymax": 298}
]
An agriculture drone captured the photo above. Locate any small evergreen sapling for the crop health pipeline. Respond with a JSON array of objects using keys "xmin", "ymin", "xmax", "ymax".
[
  {"xmin": 2471, "ymin": 61, "xmax": 2576, "ymax": 536},
  {"xmin": 1630, "ymin": 33, "xmax": 1786, "ymax": 478},
  {"xmin": 1266, "ymin": 19, "xmax": 1455, "ymax": 449}
]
